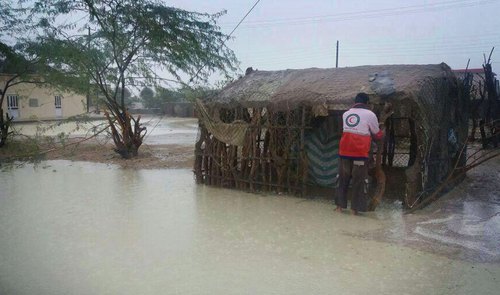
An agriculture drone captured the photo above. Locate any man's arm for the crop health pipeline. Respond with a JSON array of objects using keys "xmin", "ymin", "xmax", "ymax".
[
  {"xmin": 373, "ymin": 103, "xmax": 394, "ymax": 141},
  {"xmin": 369, "ymin": 112, "xmax": 384, "ymax": 141}
]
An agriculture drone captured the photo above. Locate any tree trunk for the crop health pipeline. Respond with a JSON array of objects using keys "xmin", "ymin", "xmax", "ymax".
[
  {"xmin": 104, "ymin": 110, "xmax": 145, "ymax": 159},
  {"xmin": 0, "ymin": 109, "xmax": 13, "ymax": 148}
]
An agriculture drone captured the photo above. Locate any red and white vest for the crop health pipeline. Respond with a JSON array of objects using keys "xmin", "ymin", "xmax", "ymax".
[{"xmin": 339, "ymin": 104, "xmax": 383, "ymax": 159}]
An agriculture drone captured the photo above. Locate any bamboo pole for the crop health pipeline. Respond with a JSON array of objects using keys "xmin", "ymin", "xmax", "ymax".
[
  {"xmin": 221, "ymin": 141, "xmax": 229, "ymax": 186},
  {"xmin": 262, "ymin": 129, "xmax": 270, "ymax": 191},
  {"xmin": 299, "ymin": 106, "xmax": 307, "ymax": 196},
  {"xmin": 205, "ymin": 136, "xmax": 212, "ymax": 185},
  {"xmin": 249, "ymin": 108, "xmax": 261, "ymax": 191},
  {"xmin": 194, "ymin": 127, "xmax": 207, "ymax": 183},
  {"xmin": 241, "ymin": 132, "xmax": 250, "ymax": 190},
  {"xmin": 285, "ymin": 111, "xmax": 291, "ymax": 193},
  {"xmin": 228, "ymin": 145, "xmax": 237, "ymax": 187}
]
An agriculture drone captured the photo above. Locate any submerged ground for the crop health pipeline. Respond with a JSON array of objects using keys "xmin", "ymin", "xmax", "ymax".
[{"xmin": 0, "ymin": 116, "xmax": 499, "ymax": 294}]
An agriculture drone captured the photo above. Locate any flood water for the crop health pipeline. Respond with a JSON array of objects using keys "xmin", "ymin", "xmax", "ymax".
[
  {"xmin": 11, "ymin": 116, "xmax": 199, "ymax": 145},
  {"xmin": 0, "ymin": 160, "xmax": 499, "ymax": 295}
]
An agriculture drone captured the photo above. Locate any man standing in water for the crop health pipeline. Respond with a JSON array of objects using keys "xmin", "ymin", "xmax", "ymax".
[{"xmin": 335, "ymin": 92, "xmax": 384, "ymax": 215}]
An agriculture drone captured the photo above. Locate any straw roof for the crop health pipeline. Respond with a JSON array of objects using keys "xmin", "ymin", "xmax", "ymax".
[{"xmin": 206, "ymin": 63, "xmax": 456, "ymax": 110}]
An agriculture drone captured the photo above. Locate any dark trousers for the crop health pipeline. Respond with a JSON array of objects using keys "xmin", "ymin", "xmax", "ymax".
[{"xmin": 335, "ymin": 158, "xmax": 369, "ymax": 212}]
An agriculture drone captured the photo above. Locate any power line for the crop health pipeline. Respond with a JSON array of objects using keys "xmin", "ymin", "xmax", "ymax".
[
  {"xmin": 188, "ymin": 0, "xmax": 262, "ymax": 84},
  {"xmin": 244, "ymin": 48, "xmax": 498, "ymax": 65},
  {"xmin": 223, "ymin": 0, "xmax": 492, "ymax": 24},
  {"xmin": 233, "ymin": 29, "xmax": 500, "ymax": 56},
  {"xmin": 240, "ymin": 42, "xmax": 499, "ymax": 59},
  {"xmin": 233, "ymin": 28, "xmax": 500, "ymax": 60},
  {"xmin": 218, "ymin": 0, "xmax": 499, "ymax": 75},
  {"xmin": 238, "ymin": 40, "xmax": 500, "ymax": 62},
  {"xmin": 225, "ymin": 0, "xmax": 262, "ymax": 39},
  {"xmin": 220, "ymin": 0, "xmax": 498, "ymax": 29},
  {"xmin": 229, "ymin": 0, "xmax": 497, "ymax": 27},
  {"xmin": 241, "ymin": 43, "xmax": 499, "ymax": 67}
]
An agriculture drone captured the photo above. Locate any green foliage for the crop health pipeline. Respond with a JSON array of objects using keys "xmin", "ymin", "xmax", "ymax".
[
  {"xmin": 1, "ymin": 0, "xmax": 88, "ymax": 95},
  {"xmin": 156, "ymin": 87, "xmax": 184, "ymax": 103},
  {"xmin": 140, "ymin": 86, "xmax": 158, "ymax": 108},
  {"xmin": 122, "ymin": 87, "xmax": 134, "ymax": 106},
  {"xmin": 140, "ymin": 87, "xmax": 155, "ymax": 101},
  {"xmin": 179, "ymin": 86, "xmax": 216, "ymax": 102},
  {"xmin": 139, "ymin": 85, "xmax": 216, "ymax": 109},
  {"xmin": 0, "ymin": 137, "xmax": 44, "ymax": 163},
  {"xmin": 27, "ymin": 0, "xmax": 238, "ymax": 102},
  {"xmin": 0, "ymin": 0, "xmax": 19, "ymax": 32},
  {"xmin": 0, "ymin": 40, "xmax": 89, "ymax": 95},
  {"xmin": 10, "ymin": 0, "xmax": 239, "ymax": 104},
  {"xmin": 4, "ymin": 0, "xmax": 238, "ymax": 157},
  {"xmin": 0, "ymin": 42, "xmax": 28, "ymax": 74}
]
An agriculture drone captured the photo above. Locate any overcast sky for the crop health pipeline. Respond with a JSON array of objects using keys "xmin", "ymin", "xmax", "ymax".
[{"xmin": 167, "ymin": 0, "xmax": 500, "ymax": 83}]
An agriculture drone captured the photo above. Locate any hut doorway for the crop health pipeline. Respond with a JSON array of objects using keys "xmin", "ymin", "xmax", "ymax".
[
  {"xmin": 381, "ymin": 116, "xmax": 419, "ymax": 201},
  {"xmin": 302, "ymin": 111, "xmax": 419, "ymax": 207}
]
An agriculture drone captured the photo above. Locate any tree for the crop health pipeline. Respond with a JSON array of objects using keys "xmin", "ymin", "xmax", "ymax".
[
  {"xmin": 179, "ymin": 85, "xmax": 216, "ymax": 102},
  {"xmin": 0, "ymin": 0, "xmax": 18, "ymax": 32},
  {"xmin": 147, "ymin": 85, "xmax": 215, "ymax": 110},
  {"xmin": 1, "ymin": 1, "xmax": 89, "ymax": 147},
  {"xmin": 1, "ymin": 2, "xmax": 30, "ymax": 146},
  {"xmin": 155, "ymin": 86, "xmax": 184, "ymax": 104},
  {"xmin": 0, "ymin": 43, "xmax": 30, "ymax": 147},
  {"xmin": 122, "ymin": 87, "xmax": 134, "ymax": 107},
  {"xmin": 25, "ymin": 0, "xmax": 237, "ymax": 158},
  {"xmin": 140, "ymin": 86, "xmax": 158, "ymax": 108},
  {"xmin": 0, "ymin": 39, "xmax": 85, "ymax": 147}
]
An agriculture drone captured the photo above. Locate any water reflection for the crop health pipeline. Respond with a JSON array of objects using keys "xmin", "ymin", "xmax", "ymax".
[{"xmin": 0, "ymin": 161, "xmax": 498, "ymax": 295}]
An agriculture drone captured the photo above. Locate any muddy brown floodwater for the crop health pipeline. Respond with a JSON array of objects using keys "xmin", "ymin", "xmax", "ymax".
[
  {"xmin": 0, "ymin": 160, "xmax": 499, "ymax": 295},
  {"xmin": 2, "ymin": 117, "xmax": 500, "ymax": 293}
]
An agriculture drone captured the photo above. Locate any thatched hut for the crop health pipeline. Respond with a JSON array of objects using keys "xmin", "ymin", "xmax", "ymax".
[{"xmin": 194, "ymin": 63, "xmax": 468, "ymax": 209}]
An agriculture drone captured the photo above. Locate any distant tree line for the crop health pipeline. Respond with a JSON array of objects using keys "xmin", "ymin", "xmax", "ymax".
[{"xmin": 139, "ymin": 86, "xmax": 215, "ymax": 109}]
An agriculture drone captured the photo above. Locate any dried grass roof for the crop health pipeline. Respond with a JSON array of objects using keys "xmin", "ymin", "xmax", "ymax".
[{"xmin": 206, "ymin": 63, "xmax": 456, "ymax": 110}]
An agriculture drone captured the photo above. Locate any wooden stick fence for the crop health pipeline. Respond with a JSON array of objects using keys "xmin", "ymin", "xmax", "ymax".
[{"xmin": 194, "ymin": 106, "xmax": 310, "ymax": 196}]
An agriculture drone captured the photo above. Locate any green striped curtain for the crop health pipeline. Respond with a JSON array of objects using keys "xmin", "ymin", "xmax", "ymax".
[{"xmin": 305, "ymin": 117, "xmax": 341, "ymax": 188}]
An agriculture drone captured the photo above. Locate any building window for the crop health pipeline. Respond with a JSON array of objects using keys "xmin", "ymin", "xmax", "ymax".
[
  {"xmin": 7, "ymin": 95, "xmax": 19, "ymax": 109},
  {"xmin": 55, "ymin": 95, "xmax": 62, "ymax": 108},
  {"xmin": 29, "ymin": 98, "xmax": 39, "ymax": 107}
]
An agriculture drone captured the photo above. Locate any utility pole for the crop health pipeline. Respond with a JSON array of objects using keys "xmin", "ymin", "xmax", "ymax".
[
  {"xmin": 86, "ymin": 27, "xmax": 91, "ymax": 113},
  {"xmin": 336, "ymin": 40, "xmax": 339, "ymax": 68}
]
